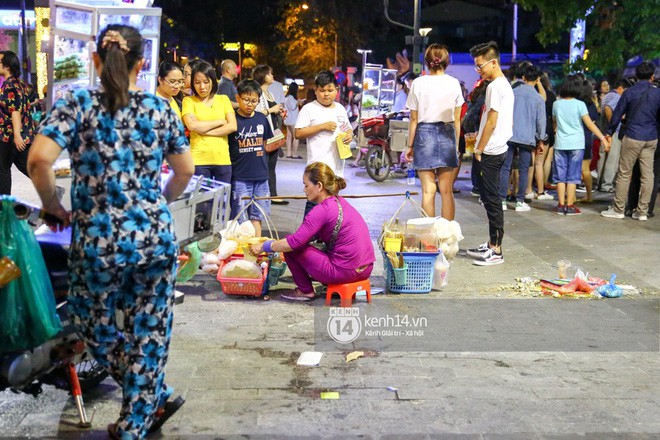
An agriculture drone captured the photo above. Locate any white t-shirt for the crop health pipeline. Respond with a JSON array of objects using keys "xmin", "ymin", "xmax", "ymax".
[
  {"xmin": 295, "ymin": 100, "xmax": 351, "ymax": 176},
  {"xmin": 406, "ymin": 74, "xmax": 464, "ymax": 123},
  {"xmin": 476, "ymin": 75, "xmax": 514, "ymax": 155}
]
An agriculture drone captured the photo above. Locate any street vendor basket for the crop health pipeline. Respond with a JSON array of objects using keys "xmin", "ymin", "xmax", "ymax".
[
  {"xmin": 380, "ymin": 192, "xmax": 438, "ymax": 294},
  {"xmin": 217, "ymin": 197, "xmax": 286, "ymax": 297},
  {"xmin": 217, "ymin": 254, "xmax": 268, "ymax": 296},
  {"xmin": 382, "ymin": 251, "xmax": 439, "ymax": 293}
]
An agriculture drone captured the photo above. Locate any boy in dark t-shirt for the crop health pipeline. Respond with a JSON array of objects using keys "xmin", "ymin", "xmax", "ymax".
[{"xmin": 229, "ymin": 79, "xmax": 274, "ymax": 236}]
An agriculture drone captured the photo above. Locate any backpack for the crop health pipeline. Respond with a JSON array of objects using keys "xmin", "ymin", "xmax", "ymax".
[{"xmin": 461, "ymin": 95, "xmax": 485, "ymax": 133}]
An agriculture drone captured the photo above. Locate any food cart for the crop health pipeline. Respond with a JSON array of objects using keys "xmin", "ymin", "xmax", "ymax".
[
  {"xmin": 46, "ymin": 0, "xmax": 161, "ymax": 107},
  {"xmin": 359, "ymin": 64, "xmax": 409, "ymax": 182}
]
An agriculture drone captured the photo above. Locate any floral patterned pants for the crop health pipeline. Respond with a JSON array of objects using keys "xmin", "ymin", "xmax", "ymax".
[{"xmin": 68, "ymin": 257, "xmax": 177, "ymax": 439}]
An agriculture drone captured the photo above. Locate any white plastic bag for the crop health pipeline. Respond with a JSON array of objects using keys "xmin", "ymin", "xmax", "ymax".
[
  {"xmin": 217, "ymin": 239, "xmax": 238, "ymax": 260},
  {"xmin": 432, "ymin": 253, "xmax": 450, "ymax": 290}
]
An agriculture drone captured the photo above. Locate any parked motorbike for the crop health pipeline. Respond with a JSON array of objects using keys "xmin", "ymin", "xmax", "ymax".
[
  {"xmin": 360, "ymin": 111, "xmax": 410, "ymax": 182},
  {"xmin": 0, "ymin": 200, "xmax": 107, "ymax": 427}
]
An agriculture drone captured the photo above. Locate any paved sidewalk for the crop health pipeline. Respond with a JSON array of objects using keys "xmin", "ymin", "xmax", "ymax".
[{"xmin": 1, "ymin": 157, "xmax": 659, "ymax": 439}]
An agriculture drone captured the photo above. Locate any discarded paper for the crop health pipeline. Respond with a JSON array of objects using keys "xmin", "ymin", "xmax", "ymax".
[
  {"xmin": 297, "ymin": 351, "xmax": 323, "ymax": 366},
  {"xmin": 345, "ymin": 351, "xmax": 364, "ymax": 363}
]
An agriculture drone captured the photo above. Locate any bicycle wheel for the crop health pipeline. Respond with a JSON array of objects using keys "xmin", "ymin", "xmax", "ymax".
[{"xmin": 365, "ymin": 145, "xmax": 392, "ymax": 182}]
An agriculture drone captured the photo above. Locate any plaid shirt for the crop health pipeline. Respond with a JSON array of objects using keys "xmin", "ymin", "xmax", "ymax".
[{"xmin": 0, "ymin": 76, "xmax": 35, "ymax": 144}]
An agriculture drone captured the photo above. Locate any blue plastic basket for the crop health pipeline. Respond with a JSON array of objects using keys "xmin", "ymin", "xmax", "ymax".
[{"xmin": 383, "ymin": 251, "xmax": 439, "ymax": 293}]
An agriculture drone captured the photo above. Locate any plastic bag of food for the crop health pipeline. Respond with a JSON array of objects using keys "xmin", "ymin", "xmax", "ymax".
[
  {"xmin": 0, "ymin": 197, "xmax": 62, "ymax": 354},
  {"xmin": 217, "ymin": 239, "xmax": 238, "ymax": 260},
  {"xmin": 221, "ymin": 259, "xmax": 262, "ymax": 279},
  {"xmin": 596, "ymin": 274, "xmax": 623, "ymax": 298}
]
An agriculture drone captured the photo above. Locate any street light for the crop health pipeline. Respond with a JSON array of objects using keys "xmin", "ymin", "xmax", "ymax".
[{"xmin": 419, "ymin": 28, "xmax": 432, "ymax": 74}]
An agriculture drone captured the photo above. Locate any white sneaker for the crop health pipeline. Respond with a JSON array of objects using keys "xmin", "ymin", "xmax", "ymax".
[
  {"xmin": 473, "ymin": 247, "xmax": 504, "ymax": 266},
  {"xmin": 466, "ymin": 242, "xmax": 489, "ymax": 259},
  {"xmin": 601, "ymin": 208, "xmax": 625, "ymax": 219},
  {"xmin": 501, "ymin": 201, "xmax": 508, "ymax": 211},
  {"xmin": 515, "ymin": 201, "xmax": 531, "ymax": 212},
  {"xmin": 537, "ymin": 192, "xmax": 554, "ymax": 201},
  {"xmin": 632, "ymin": 212, "xmax": 648, "ymax": 221},
  {"xmin": 525, "ymin": 192, "xmax": 536, "ymax": 200}
]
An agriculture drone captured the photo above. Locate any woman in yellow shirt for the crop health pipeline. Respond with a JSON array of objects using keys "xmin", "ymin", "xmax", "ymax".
[
  {"xmin": 155, "ymin": 60, "xmax": 183, "ymax": 118},
  {"xmin": 182, "ymin": 60, "xmax": 237, "ymax": 182}
]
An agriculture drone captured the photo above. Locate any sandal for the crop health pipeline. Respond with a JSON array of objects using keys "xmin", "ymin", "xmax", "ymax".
[
  {"xmin": 286, "ymin": 156, "xmax": 294, "ymax": 159},
  {"xmin": 107, "ymin": 423, "xmax": 121, "ymax": 440},
  {"xmin": 147, "ymin": 395, "xmax": 186, "ymax": 434},
  {"xmin": 294, "ymin": 156, "xmax": 304, "ymax": 159},
  {"xmin": 348, "ymin": 163, "xmax": 358, "ymax": 168},
  {"xmin": 280, "ymin": 289, "xmax": 315, "ymax": 302}
]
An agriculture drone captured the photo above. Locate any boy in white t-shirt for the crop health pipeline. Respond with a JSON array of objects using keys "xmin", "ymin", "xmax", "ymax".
[
  {"xmin": 465, "ymin": 41, "xmax": 514, "ymax": 266},
  {"xmin": 295, "ymin": 70, "xmax": 352, "ymax": 215}
]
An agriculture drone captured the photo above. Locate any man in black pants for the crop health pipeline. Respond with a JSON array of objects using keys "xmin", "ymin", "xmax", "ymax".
[
  {"xmin": 0, "ymin": 51, "xmax": 34, "ymax": 195},
  {"xmin": 466, "ymin": 42, "xmax": 514, "ymax": 266}
]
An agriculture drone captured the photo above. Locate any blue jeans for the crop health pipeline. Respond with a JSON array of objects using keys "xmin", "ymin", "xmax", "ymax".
[
  {"xmin": 194, "ymin": 165, "xmax": 232, "ymax": 184},
  {"xmin": 499, "ymin": 142, "xmax": 533, "ymax": 202},
  {"xmin": 230, "ymin": 179, "xmax": 270, "ymax": 221},
  {"xmin": 553, "ymin": 149, "xmax": 584, "ymax": 184}
]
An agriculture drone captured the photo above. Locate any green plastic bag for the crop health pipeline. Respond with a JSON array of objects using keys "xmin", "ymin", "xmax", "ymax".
[{"xmin": 0, "ymin": 197, "xmax": 62, "ymax": 354}]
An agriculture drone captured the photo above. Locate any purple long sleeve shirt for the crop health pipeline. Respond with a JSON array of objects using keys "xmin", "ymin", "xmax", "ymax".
[{"xmin": 286, "ymin": 197, "xmax": 375, "ymax": 270}]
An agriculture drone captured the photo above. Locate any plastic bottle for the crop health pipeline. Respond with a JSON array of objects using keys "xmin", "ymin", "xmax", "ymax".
[{"xmin": 407, "ymin": 168, "xmax": 415, "ymax": 185}]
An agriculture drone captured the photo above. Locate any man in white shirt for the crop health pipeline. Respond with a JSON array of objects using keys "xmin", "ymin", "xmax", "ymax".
[
  {"xmin": 295, "ymin": 70, "xmax": 352, "ymax": 216},
  {"xmin": 466, "ymin": 41, "xmax": 514, "ymax": 266}
]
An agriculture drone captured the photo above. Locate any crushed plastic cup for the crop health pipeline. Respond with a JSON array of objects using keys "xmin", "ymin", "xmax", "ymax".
[
  {"xmin": 392, "ymin": 263, "xmax": 408, "ymax": 285},
  {"xmin": 557, "ymin": 260, "xmax": 572, "ymax": 279}
]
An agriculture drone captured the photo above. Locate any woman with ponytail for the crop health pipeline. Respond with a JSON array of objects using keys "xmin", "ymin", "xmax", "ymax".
[
  {"xmin": 28, "ymin": 25, "xmax": 193, "ymax": 439},
  {"xmin": 405, "ymin": 43, "xmax": 464, "ymax": 219},
  {"xmin": 250, "ymin": 162, "xmax": 375, "ymax": 301}
]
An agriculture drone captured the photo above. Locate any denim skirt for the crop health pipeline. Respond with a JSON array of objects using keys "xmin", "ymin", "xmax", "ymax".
[{"xmin": 412, "ymin": 122, "xmax": 458, "ymax": 170}]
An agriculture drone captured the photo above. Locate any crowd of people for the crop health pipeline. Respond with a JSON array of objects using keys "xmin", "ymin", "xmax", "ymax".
[
  {"xmin": 2, "ymin": 24, "xmax": 370, "ymax": 439},
  {"xmin": 0, "ymin": 20, "xmax": 657, "ymax": 438},
  {"xmin": 402, "ymin": 42, "xmax": 658, "ymax": 266}
]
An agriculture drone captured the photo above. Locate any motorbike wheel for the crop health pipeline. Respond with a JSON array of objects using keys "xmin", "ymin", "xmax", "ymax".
[
  {"xmin": 365, "ymin": 145, "xmax": 392, "ymax": 182},
  {"xmin": 75, "ymin": 352, "xmax": 108, "ymax": 391}
]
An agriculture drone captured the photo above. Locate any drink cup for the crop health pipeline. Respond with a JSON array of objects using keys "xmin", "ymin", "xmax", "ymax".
[
  {"xmin": 0, "ymin": 256, "xmax": 21, "ymax": 289},
  {"xmin": 464, "ymin": 132, "xmax": 477, "ymax": 156},
  {"xmin": 557, "ymin": 260, "xmax": 572, "ymax": 279}
]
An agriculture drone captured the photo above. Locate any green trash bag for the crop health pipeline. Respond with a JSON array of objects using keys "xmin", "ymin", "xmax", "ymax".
[
  {"xmin": 0, "ymin": 197, "xmax": 62, "ymax": 354},
  {"xmin": 176, "ymin": 242, "xmax": 202, "ymax": 283}
]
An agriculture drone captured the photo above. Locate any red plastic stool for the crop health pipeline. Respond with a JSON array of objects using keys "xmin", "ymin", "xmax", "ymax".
[{"xmin": 325, "ymin": 279, "xmax": 371, "ymax": 307}]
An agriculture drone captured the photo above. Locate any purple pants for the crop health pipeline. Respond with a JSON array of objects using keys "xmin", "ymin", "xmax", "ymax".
[{"xmin": 284, "ymin": 245, "xmax": 373, "ymax": 294}]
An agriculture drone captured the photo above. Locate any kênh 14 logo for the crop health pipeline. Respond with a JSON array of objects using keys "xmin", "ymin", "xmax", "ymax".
[{"xmin": 327, "ymin": 307, "xmax": 427, "ymax": 344}]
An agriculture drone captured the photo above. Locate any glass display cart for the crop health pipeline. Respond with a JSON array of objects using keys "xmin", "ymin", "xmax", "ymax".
[
  {"xmin": 47, "ymin": 0, "xmax": 161, "ymax": 107},
  {"xmin": 360, "ymin": 64, "xmax": 397, "ymax": 119}
]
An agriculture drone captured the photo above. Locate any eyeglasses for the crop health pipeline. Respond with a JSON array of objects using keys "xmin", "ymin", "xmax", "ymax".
[
  {"xmin": 474, "ymin": 59, "xmax": 495, "ymax": 72},
  {"xmin": 239, "ymin": 97, "xmax": 259, "ymax": 105},
  {"xmin": 163, "ymin": 78, "xmax": 184, "ymax": 86}
]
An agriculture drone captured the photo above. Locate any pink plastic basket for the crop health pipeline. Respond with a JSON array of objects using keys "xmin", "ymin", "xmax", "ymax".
[{"xmin": 217, "ymin": 255, "xmax": 268, "ymax": 296}]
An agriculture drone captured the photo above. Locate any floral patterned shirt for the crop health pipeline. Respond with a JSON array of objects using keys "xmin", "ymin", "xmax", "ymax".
[
  {"xmin": 0, "ymin": 76, "xmax": 36, "ymax": 143},
  {"xmin": 38, "ymin": 89, "xmax": 189, "ymax": 270}
]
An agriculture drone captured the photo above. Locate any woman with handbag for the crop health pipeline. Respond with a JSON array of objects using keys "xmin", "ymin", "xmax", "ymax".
[
  {"xmin": 250, "ymin": 162, "xmax": 375, "ymax": 301},
  {"xmin": 254, "ymin": 64, "xmax": 288, "ymax": 204}
]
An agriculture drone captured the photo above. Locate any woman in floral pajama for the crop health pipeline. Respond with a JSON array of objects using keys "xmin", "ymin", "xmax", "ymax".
[{"xmin": 27, "ymin": 25, "xmax": 194, "ymax": 439}]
